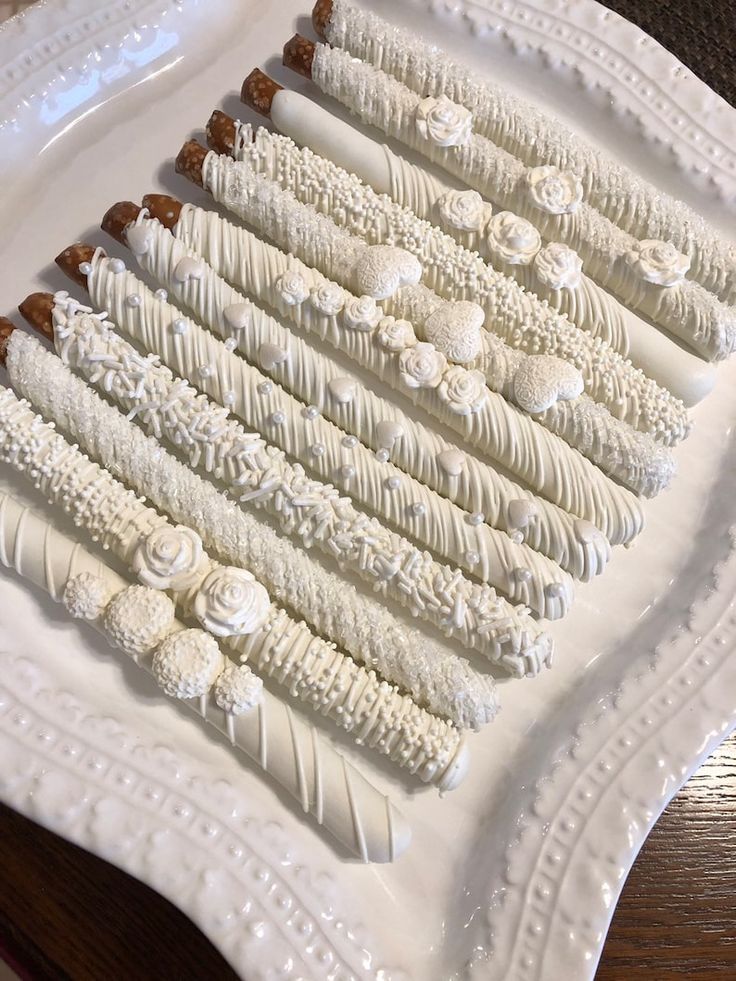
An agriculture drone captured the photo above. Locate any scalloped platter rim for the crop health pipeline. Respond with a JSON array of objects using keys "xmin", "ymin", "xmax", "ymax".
[{"xmin": 0, "ymin": 1, "xmax": 735, "ymax": 979}]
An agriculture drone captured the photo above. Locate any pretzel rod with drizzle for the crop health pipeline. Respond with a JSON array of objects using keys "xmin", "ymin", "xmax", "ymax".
[
  {"xmin": 281, "ymin": 36, "xmax": 736, "ymax": 363},
  {"xmin": 0, "ymin": 456, "xmax": 409, "ymax": 860},
  {"xmin": 312, "ymin": 0, "xmax": 736, "ymax": 307},
  {"xmin": 225, "ymin": 87, "xmax": 713, "ymax": 410},
  {"xmin": 0, "ymin": 360, "xmax": 467, "ymax": 788},
  {"xmin": 103, "ymin": 199, "xmax": 611, "ymax": 582}
]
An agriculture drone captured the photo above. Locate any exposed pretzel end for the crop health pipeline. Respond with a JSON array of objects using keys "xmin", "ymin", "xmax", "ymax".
[
  {"xmin": 0, "ymin": 317, "xmax": 16, "ymax": 366},
  {"xmin": 55, "ymin": 244, "xmax": 98, "ymax": 289},
  {"xmin": 102, "ymin": 201, "xmax": 142, "ymax": 244},
  {"xmin": 176, "ymin": 140, "xmax": 207, "ymax": 186},
  {"xmin": 18, "ymin": 293, "xmax": 55, "ymax": 343},
  {"xmin": 240, "ymin": 68, "xmax": 282, "ymax": 117},
  {"xmin": 206, "ymin": 109, "xmax": 239, "ymax": 155},
  {"xmin": 312, "ymin": 0, "xmax": 333, "ymax": 40},
  {"xmin": 141, "ymin": 194, "xmax": 183, "ymax": 230},
  {"xmin": 283, "ymin": 34, "xmax": 315, "ymax": 79}
]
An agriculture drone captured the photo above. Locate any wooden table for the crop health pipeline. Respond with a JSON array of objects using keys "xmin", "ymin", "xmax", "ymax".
[{"xmin": 1, "ymin": 1, "xmax": 735, "ymax": 979}]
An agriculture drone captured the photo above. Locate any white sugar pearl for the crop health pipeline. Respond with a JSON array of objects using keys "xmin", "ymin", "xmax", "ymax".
[
  {"xmin": 467, "ymin": 511, "xmax": 484, "ymax": 526},
  {"xmin": 339, "ymin": 464, "xmax": 355, "ymax": 480},
  {"xmin": 270, "ymin": 410, "xmax": 285, "ymax": 425},
  {"xmin": 310, "ymin": 442, "xmax": 325, "ymax": 457},
  {"xmin": 341, "ymin": 435, "xmax": 358, "ymax": 449},
  {"xmin": 126, "ymin": 293, "xmax": 142, "ymax": 308},
  {"xmin": 465, "ymin": 550, "xmax": 480, "ymax": 566},
  {"xmin": 409, "ymin": 502, "xmax": 426, "ymax": 517},
  {"xmin": 257, "ymin": 381, "xmax": 273, "ymax": 396},
  {"xmin": 78, "ymin": 261, "xmax": 92, "ymax": 276},
  {"xmin": 222, "ymin": 391, "xmax": 236, "ymax": 405},
  {"xmin": 198, "ymin": 364, "xmax": 212, "ymax": 378},
  {"xmin": 223, "ymin": 337, "xmax": 238, "ymax": 352},
  {"xmin": 545, "ymin": 582, "xmax": 565, "ymax": 598},
  {"xmin": 303, "ymin": 405, "xmax": 320, "ymax": 420},
  {"xmin": 109, "ymin": 258, "xmax": 125, "ymax": 274},
  {"xmin": 375, "ymin": 448, "xmax": 389, "ymax": 463},
  {"xmin": 172, "ymin": 318, "xmax": 187, "ymax": 335},
  {"xmin": 384, "ymin": 476, "xmax": 401, "ymax": 491},
  {"xmin": 515, "ymin": 567, "xmax": 532, "ymax": 583},
  {"xmin": 154, "ymin": 288, "xmax": 168, "ymax": 302}
]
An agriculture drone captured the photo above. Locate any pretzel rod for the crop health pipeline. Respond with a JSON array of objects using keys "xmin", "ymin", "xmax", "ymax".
[
  {"xmin": 107, "ymin": 204, "xmax": 611, "ymax": 582},
  {"xmin": 0, "ymin": 485, "xmax": 410, "ymax": 862},
  {"xmin": 0, "ymin": 379, "xmax": 466, "ymax": 787},
  {"xmin": 315, "ymin": 0, "xmax": 736, "ymax": 307},
  {"xmin": 226, "ymin": 96, "xmax": 713, "ymax": 410},
  {"xmin": 153, "ymin": 177, "xmax": 644, "ymax": 546},
  {"xmin": 285, "ymin": 37, "xmax": 736, "ymax": 362},
  {"xmin": 55, "ymin": 248, "xmax": 567, "ymax": 638},
  {"xmin": 207, "ymin": 126, "xmax": 678, "ymax": 496}
]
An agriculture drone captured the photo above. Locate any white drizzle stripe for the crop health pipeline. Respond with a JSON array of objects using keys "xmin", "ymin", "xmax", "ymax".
[
  {"xmin": 0, "ymin": 487, "xmax": 409, "ymax": 863},
  {"xmin": 390, "ymin": 283, "xmax": 675, "ymax": 497},
  {"xmin": 309, "ymin": 44, "xmax": 736, "ymax": 362},
  {"xmin": 6, "ymin": 334, "xmax": 499, "ymax": 727},
  {"xmin": 82, "ymin": 256, "xmax": 569, "ymax": 635},
  {"xmin": 131, "ymin": 217, "xmax": 610, "ymax": 581},
  {"xmin": 324, "ymin": 0, "xmax": 736, "ymax": 305},
  {"xmin": 45, "ymin": 300, "xmax": 507, "ymax": 702},
  {"xmin": 235, "ymin": 123, "xmax": 695, "ymax": 430},
  {"xmin": 196, "ymin": 163, "xmax": 645, "ymax": 540},
  {"xmin": 0, "ymin": 382, "xmax": 464, "ymax": 784}
]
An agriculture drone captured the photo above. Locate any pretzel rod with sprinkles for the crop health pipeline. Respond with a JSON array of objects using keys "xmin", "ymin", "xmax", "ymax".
[
  {"xmin": 103, "ymin": 200, "xmax": 612, "ymax": 582},
  {"xmin": 166, "ymin": 158, "xmax": 646, "ymax": 542},
  {"xmin": 0, "ymin": 374, "xmax": 467, "ymax": 788},
  {"xmin": 312, "ymin": 0, "xmax": 736, "ymax": 307},
  {"xmin": 282, "ymin": 36, "xmax": 736, "ymax": 363},
  {"xmin": 0, "ymin": 471, "xmax": 410, "ymax": 862},
  {"xmin": 55, "ymin": 246, "xmax": 569, "ymax": 636},
  {"xmin": 221, "ymin": 94, "xmax": 713, "ymax": 411},
  {"xmin": 194, "ymin": 133, "xmax": 676, "ymax": 497}
]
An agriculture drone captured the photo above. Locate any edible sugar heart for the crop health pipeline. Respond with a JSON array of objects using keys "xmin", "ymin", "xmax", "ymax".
[
  {"xmin": 125, "ymin": 224, "xmax": 153, "ymax": 256},
  {"xmin": 507, "ymin": 498, "xmax": 539, "ymax": 530},
  {"xmin": 436, "ymin": 449, "xmax": 465, "ymax": 477},
  {"xmin": 512, "ymin": 355, "xmax": 584, "ymax": 414},
  {"xmin": 424, "ymin": 301, "xmax": 484, "ymax": 364},
  {"xmin": 328, "ymin": 377, "xmax": 357, "ymax": 404},
  {"xmin": 173, "ymin": 256, "xmax": 205, "ymax": 283},
  {"xmin": 375, "ymin": 420, "xmax": 404, "ymax": 449},
  {"xmin": 259, "ymin": 343, "xmax": 288, "ymax": 371},
  {"xmin": 223, "ymin": 303, "xmax": 250, "ymax": 331}
]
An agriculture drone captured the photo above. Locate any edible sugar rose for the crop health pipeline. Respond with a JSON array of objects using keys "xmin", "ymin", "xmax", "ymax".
[
  {"xmin": 399, "ymin": 342, "xmax": 447, "ymax": 389},
  {"xmin": 377, "ymin": 317, "xmax": 417, "ymax": 352},
  {"xmin": 132, "ymin": 524, "xmax": 205, "ymax": 591},
  {"xmin": 533, "ymin": 242, "xmax": 584, "ymax": 291},
  {"xmin": 437, "ymin": 366, "xmax": 487, "ymax": 416},
  {"xmin": 437, "ymin": 189, "xmax": 490, "ymax": 233},
  {"xmin": 527, "ymin": 166, "xmax": 583, "ymax": 215},
  {"xmin": 193, "ymin": 566, "xmax": 270, "ymax": 637},
  {"xmin": 624, "ymin": 239, "xmax": 691, "ymax": 287},
  {"xmin": 309, "ymin": 282, "xmax": 346, "ymax": 316},
  {"xmin": 275, "ymin": 269, "xmax": 309, "ymax": 306},
  {"xmin": 487, "ymin": 211, "xmax": 542, "ymax": 265},
  {"xmin": 342, "ymin": 294, "xmax": 382, "ymax": 331},
  {"xmin": 415, "ymin": 95, "xmax": 473, "ymax": 147}
]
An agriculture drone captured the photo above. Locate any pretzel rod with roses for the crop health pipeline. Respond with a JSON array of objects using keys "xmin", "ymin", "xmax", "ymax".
[
  {"xmin": 16, "ymin": 298, "xmax": 503, "ymax": 716},
  {"xmin": 54, "ymin": 247, "xmax": 569, "ymax": 637},
  {"xmin": 0, "ymin": 462, "xmax": 409, "ymax": 862},
  {"xmin": 223, "ymin": 89, "xmax": 713, "ymax": 410},
  {"xmin": 312, "ymin": 0, "xmax": 736, "ymax": 307},
  {"xmin": 281, "ymin": 36, "xmax": 736, "ymax": 363},
  {"xmin": 103, "ymin": 199, "xmax": 612, "ymax": 583},
  {"xmin": 0, "ymin": 368, "xmax": 467, "ymax": 789},
  {"xmin": 172, "ymin": 143, "xmax": 669, "ymax": 503}
]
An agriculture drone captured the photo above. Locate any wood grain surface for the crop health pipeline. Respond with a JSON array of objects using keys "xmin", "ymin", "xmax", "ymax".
[{"xmin": 1, "ymin": 1, "xmax": 735, "ymax": 979}]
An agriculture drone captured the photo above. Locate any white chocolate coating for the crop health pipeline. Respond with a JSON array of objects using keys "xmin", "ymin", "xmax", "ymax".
[
  {"xmin": 126, "ymin": 213, "xmax": 611, "ymax": 580},
  {"xmin": 81, "ymin": 252, "xmax": 573, "ymax": 626},
  {"xmin": 324, "ymin": 0, "xmax": 736, "ymax": 306},
  {"xmin": 7, "ymin": 331, "xmax": 500, "ymax": 722},
  {"xmin": 0, "ymin": 488, "xmax": 410, "ymax": 862},
  {"xmin": 309, "ymin": 44, "xmax": 736, "ymax": 362},
  {"xmin": 0, "ymin": 382, "xmax": 466, "ymax": 783},
  {"xmin": 195, "ymin": 160, "xmax": 645, "ymax": 537},
  {"xmin": 235, "ymin": 120, "xmax": 707, "ymax": 418}
]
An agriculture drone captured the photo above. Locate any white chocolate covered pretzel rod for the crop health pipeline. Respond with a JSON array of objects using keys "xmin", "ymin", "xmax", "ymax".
[
  {"xmin": 55, "ymin": 246, "xmax": 568, "ymax": 635},
  {"xmin": 284, "ymin": 38, "xmax": 736, "ymax": 362},
  {"xmin": 0, "ymin": 380, "xmax": 466, "ymax": 785},
  {"xmin": 106, "ymin": 202, "xmax": 611, "ymax": 582},
  {"xmin": 155, "ymin": 179, "xmax": 644, "ymax": 545},
  {"xmin": 314, "ymin": 0, "xmax": 736, "ymax": 306},
  {"xmin": 0, "ymin": 481, "xmax": 409, "ymax": 862},
  {"xmin": 225, "ymin": 95, "xmax": 714, "ymax": 410}
]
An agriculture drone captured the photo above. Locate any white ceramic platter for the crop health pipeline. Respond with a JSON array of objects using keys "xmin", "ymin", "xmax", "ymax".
[{"xmin": 1, "ymin": 1, "xmax": 735, "ymax": 978}]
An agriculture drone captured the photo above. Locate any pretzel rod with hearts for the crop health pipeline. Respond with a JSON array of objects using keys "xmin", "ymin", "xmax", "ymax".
[
  {"xmin": 226, "ymin": 92, "xmax": 713, "ymax": 410},
  {"xmin": 15, "ymin": 305, "xmax": 502, "ymax": 719},
  {"xmin": 282, "ymin": 36, "xmax": 736, "ymax": 363},
  {"xmin": 56, "ymin": 248, "xmax": 569, "ymax": 638},
  {"xmin": 105, "ymin": 201, "xmax": 611, "ymax": 583},
  {"xmin": 198, "ymin": 133, "xmax": 676, "ymax": 497},
  {"xmin": 0, "ymin": 371, "xmax": 467, "ymax": 788},
  {"xmin": 313, "ymin": 0, "xmax": 736, "ymax": 307},
  {"xmin": 0, "ymin": 478, "xmax": 410, "ymax": 862}
]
